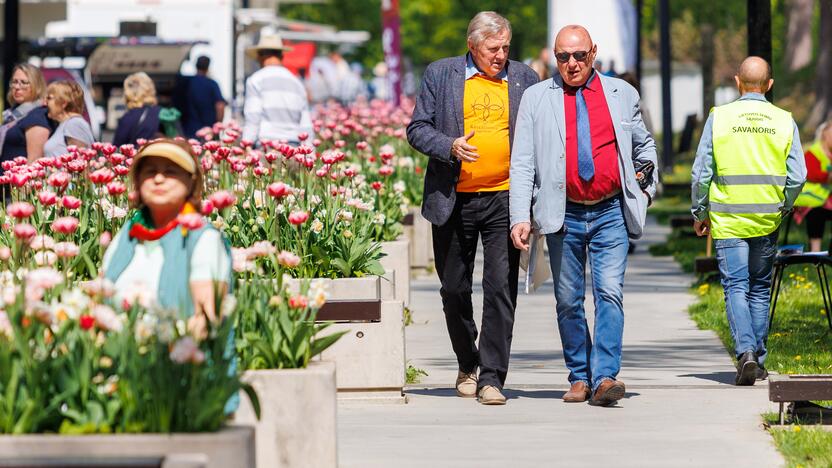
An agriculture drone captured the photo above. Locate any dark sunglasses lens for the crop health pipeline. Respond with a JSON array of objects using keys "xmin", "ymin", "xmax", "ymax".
[
  {"xmin": 572, "ymin": 51, "xmax": 588, "ymax": 61},
  {"xmin": 555, "ymin": 53, "xmax": 571, "ymax": 63}
]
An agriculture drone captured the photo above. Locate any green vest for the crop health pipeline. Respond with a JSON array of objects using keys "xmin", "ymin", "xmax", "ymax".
[
  {"xmin": 794, "ymin": 140, "xmax": 832, "ymax": 208},
  {"xmin": 709, "ymin": 99, "xmax": 794, "ymax": 239}
]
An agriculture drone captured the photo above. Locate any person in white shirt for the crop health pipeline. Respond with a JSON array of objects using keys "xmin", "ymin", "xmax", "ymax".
[{"xmin": 242, "ymin": 34, "xmax": 313, "ymax": 145}]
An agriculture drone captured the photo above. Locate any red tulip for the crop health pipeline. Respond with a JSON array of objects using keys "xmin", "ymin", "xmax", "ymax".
[
  {"xmin": 7, "ymin": 202, "xmax": 34, "ymax": 219},
  {"xmin": 288, "ymin": 295, "xmax": 309, "ymax": 309},
  {"xmin": 10, "ymin": 173, "xmax": 29, "ymax": 187},
  {"xmin": 201, "ymin": 200, "xmax": 215, "ymax": 216},
  {"xmin": 288, "ymin": 211, "xmax": 309, "ymax": 225},
  {"xmin": 79, "ymin": 314, "xmax": 95, "ymax": 330},
  {"xmin": 297, "ymin": 132, "xmax": 309, "ymax": 141},
  {"xmin": 52, "ymin": 216, "xmax": 80, "ymax": 235},
  {"xmin": 379, "ymin": 165, "xmax": 394, "ymax": 177},
  {"xmin": 372, "ymin": 181, "xmax": 383, "ymax": 191}
]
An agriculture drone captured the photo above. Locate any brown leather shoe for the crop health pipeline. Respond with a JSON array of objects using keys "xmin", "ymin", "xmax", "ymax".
[
  {"xmin": 589, "ymin": 379, "xmax": 626, "ymax": 407},
  {"xmin": 563, "ymin": 381, "xmax": 590, "ymax": 403}
]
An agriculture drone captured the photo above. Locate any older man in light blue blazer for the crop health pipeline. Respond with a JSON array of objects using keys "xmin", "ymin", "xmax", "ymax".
[{"xmin": 509, "ymin": 25, "xmax": 658, "ymax": 407}]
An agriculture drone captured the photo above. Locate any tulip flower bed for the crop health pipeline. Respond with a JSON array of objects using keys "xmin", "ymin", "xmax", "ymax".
[{"xmin": 0, "ymin": 98, "xmax": 423, "ymax": 436}]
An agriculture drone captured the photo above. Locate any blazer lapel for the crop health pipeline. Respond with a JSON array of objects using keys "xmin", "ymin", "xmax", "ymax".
[
  {"xmin": 451, "ymin": 57, "xmax": 465, "ymax": 136},
  {"xmin": 600, "ymin": 74, "xmax": 625, "ymax": 149},
  {"xmin": 547, "ymin": 76, "xmax": 566, "ymax": 145},
  {"xmin": 507, "ymin": 61, "xmax": 524, "ymax": 149}
]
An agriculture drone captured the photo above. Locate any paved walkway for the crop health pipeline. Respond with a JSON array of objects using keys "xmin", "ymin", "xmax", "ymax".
[{"xmin": 338, "ymin": 219, "xmax": 783, "ymax": 467}]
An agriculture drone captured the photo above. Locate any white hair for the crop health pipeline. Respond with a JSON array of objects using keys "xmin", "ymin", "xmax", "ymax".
[{"xmin": 467, "ymin": 11, "xmax": 512, "ymax": 48}]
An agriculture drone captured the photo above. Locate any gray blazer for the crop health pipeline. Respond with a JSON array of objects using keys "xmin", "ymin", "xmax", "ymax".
[
  {"xmin": 509, "ymin": 74, "xmax": 659, "ymax": 239},
  {"xmin": 406, "ymin": 55, "xmax": 540, "ymax": 226}
]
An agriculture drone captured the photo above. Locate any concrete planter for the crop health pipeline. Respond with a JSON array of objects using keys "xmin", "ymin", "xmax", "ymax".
[
  {"xmin": 403, "ymin": 208, "xmax": 433, "ymax": 269},
  {"xmin": 380, "ymin": 238, "xmax": 411, "ymax": 306},
  {"xmin": 235, "ymin": 361, "xmax": 337, "ymax": 468},
  {"xmin": 0, "ymin": 426, "xmax": 254, "ymax": 468},
  {"xmin": 286, "ymin": 276, "xmax": 406, "ymax": 403}
]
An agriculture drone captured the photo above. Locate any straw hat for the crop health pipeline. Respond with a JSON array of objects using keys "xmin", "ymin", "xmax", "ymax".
[
  {"xmin": 133, "ymin": 140, "xmax": 197, "ymax": 175},
  {"xmin": 246, "ymin": 33, "xmax": 293, "ymax": 59}
]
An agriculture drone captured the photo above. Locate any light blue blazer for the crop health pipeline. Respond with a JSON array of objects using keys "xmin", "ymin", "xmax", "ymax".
[{"xmin": 509, "ymin": 73, "xmax": 659, "ymax": 239}]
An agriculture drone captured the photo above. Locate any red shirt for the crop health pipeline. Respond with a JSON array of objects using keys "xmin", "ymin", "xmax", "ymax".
[
  {"xmin": 564, "ymin": 73, "xmax": 620, "ymax": 201},
  {"xmin": 804, "ymin": 149, "xmax": 828, "ymax": 184}
]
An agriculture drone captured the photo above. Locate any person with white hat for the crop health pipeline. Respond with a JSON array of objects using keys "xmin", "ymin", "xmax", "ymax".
[{"xmin": 242, "ymin": 33, "xmax": 313, "ymax": 145}]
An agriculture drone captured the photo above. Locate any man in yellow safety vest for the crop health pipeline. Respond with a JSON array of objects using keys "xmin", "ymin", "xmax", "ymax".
[
  {"xmin": 690, "ymin": 56, "xmax": 806, "ymax": 386},
  {"xmin": 793, "ymin": 120, "xmax": 832, "ymax": 251}
]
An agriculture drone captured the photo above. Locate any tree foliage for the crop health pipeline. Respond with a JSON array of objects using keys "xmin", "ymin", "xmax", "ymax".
[{"xmin": 279, "ymin": 0, "xmax": 548, "ymax": 70}]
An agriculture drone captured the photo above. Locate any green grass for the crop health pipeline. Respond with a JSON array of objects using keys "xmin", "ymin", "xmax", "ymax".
[
  {"xmin": 768, "ymin": 425, "xmax": 832, "ymax": 468},
  {"xmin": 406, "ymin": 363, "xmax": 428, "ymax": 384},
  {"xmin": 652, "ymin": 222, "xmax": 832, "ymax": 463}
]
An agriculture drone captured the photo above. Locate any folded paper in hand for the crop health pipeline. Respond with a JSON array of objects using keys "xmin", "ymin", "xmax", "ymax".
[{"xmin": 519, "ymin": 231, "xmax": 551, "ymax": 294}]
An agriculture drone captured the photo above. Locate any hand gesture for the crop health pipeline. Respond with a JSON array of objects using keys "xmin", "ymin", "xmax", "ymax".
[
  {"xmin": 693, "ymin": 219, "xmax": 710, "ymax": 237},
  {"xmin": 451, "ymin": 131, "xmax": 479, "ymax": 163},
  {"xmin": 511, "ymin": 222, "xmax": 532, "ymax": 251}
]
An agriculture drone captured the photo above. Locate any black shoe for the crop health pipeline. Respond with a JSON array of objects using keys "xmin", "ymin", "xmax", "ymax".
[
  {"xmin": 735, "ymin": 351, "xmax": 758, "ymax": 386},
  {"xmin": 756, "ymin": 366, "xmax": 768, "ymax": 380}
]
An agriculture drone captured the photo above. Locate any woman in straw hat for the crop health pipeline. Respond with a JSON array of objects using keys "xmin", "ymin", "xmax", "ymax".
[
  {"xmin": 242, "ymin": 33, "xmax": 313, "ymax": 145},
  {"xmin": 103, "ymin": 138, "xmax": 232, "ymax": 338}
]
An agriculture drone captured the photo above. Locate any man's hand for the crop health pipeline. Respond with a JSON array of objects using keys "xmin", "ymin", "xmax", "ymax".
[
  {"xmin": 694, "ymin": 219, "xmax": 711, "ymax": 237},
  {"xmin": 511, "ymin": 222, "xmax": 532, "ymax": 251},
  {"xmin": 451, "ymin": 130, "xmax": 479, "ymax": 163}
]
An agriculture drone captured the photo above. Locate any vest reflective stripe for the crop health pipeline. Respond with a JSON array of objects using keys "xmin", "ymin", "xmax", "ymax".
[
  {"xmin": 794, "ymin": 141, "xmax": 832, "ymax": 208},
  {"xmin": 709, "ymin": 99, "xmax": 793, "ymax": 239},
  {"xmin": 714, "ymin": 175, "xmax": 787, "ymax": 185},
  {"xmin": 709, "ymin": 201, "xmax": 783, "ymax": 213}
]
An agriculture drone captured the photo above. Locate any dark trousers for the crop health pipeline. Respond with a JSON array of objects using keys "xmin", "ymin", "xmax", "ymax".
[{"xmin": 431, "ymin": 190, "xmax": 520, "ymax": 389}]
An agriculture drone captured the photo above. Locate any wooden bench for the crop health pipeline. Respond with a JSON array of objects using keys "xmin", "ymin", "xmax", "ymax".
[{"xmin": 769, "ymin": 374, "xmax": 832, "ymax": 424}]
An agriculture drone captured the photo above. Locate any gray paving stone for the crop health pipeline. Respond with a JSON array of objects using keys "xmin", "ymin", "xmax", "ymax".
[{"xmin": 338, "ymin": 219, "xmax": 783, "ymax": 467}]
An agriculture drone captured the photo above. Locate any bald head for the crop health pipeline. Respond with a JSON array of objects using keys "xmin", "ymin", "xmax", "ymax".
[
  {"xmin": 555, "ymin": 25, "xmax": 593, "ymax": 50},
  {"xmin": 735, "ymin": 56, "xmax": 773, "ymax": 94}
]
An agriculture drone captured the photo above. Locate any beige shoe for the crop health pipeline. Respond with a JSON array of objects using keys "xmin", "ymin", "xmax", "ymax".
[
  {"xmin": 455, "ymin": 370, "xmax": 478, "ymax": 398},
  {"xmin": 477, "ymin": 385, "xmax": 507, "ymax": 405}
]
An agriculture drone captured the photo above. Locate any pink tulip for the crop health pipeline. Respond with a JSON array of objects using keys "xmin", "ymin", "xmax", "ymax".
[
  {"xmin": 297, "ymin": 132, "xmax": 309, "ymax": 141},
  {"xmin": 52, "ymin": 216, "xmax": 80, "ymax": 235},
  {"xmin": 6, "ymin": 202, "xmax": 34, "ymax": 219},
  {"xmin": 113, "ymin": 165, "xmax": 129, "ymax": 176},
  {"xmin": 379, "ymin": 165, "xmax": 394, "ymax": 176},
  {"xmin": 47, "ymin": 172, "xmax": 70, "ymax": 188},
  {"xmin": 209, "ymin": 191, "xmax": 237, "ymax": 210},
  {"xmin": 0, "ymin": 246, "xmax": 10, "ymax": 261},
  {"xmin": 176, "ymin": 213, "xmax": 205, "ymax": 231},
  {"xmin": 54, "ymin": 241, "xmax": 80, "ymax": 258},
  {"xmin": 61, "ymin": 196, "xmax": 82, "ymax": 210},
  {"xmin": 89, "ymin": 168, "xmax": 115, "ymax": 185},
  {"xmin": 10, "ymin": 173, "xmax": 29, "ymax": 187},
  {"xmin": 38, "ymin": 191, "xmax": 57, "ymax": 206},
  {"xmin": 288, "ymin": 211, "xmax": 309, "ymax": 225},
  {"xmin": 201, "ymin": 200, "xmax": 215, "ymax": 216},
  {"xmin": 106, "ymin": 181, "xmax": 126, "ymax": 196},
  {"xmin": 99, "ymin": 231, "xmax": 112, "ymax": 248},
  {"xmin": 13, "ymin": 223, "xmax": 36, "ymax": 242},
  {"xmin": 66, "ymin": 159, "xmax": 87, "ymax": 173},
  {"xmin": 267, "ymin": 182, "xmax": 290, "ymax": 198},
  {"xmin": 277, "ymin": 250, "xmax": 301, "ymax": 268}
]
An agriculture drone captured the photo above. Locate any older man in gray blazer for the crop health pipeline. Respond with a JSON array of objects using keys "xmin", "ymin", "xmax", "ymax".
[
  {"xmin": 509, "ymin": 25, "xmax": 658, "ymax": 407},
  {"xmin": 407, "ymin": 11, "xmax": 539, "ymax": 405}
]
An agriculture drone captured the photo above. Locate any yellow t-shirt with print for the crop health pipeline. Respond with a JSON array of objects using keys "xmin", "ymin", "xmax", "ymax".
[{"xmin": 458, "ymin": 75, "xmax": 511, "ymax": 192}]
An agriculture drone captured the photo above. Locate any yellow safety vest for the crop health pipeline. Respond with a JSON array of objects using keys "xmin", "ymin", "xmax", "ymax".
[
  {"xmin": 794, "ymin": 140, "xmax": 832, "ymax": 208},
  {"xmin": 709, "ymin": 99, "xmax": 794, "ymax": 239}
]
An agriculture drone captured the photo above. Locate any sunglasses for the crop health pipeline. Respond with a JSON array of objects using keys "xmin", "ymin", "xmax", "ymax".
[{"xmin": 555, "ymin": 50, "xmax": 592, "ymax": 63}]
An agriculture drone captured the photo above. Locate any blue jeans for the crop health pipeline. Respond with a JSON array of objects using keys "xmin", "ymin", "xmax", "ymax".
[
  {"xmin": 546, "ymin": 197, "xmax": 629, "ymax": 391},
  {"xmin": 714, "ymin": 231, "xmax": 778, "ymax": 365}
]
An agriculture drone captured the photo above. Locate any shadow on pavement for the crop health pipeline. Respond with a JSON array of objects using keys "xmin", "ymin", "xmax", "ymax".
[{"xmin": 678, "ymin": 372, "xmax": 737, "ymax": 385}]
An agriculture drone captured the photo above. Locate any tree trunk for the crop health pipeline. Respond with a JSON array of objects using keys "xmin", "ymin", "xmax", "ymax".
[
  {"xmin": 808, "ymin": 0, "xmax": 832, "ymax": 129},
  {"xmin": 786, "ymin": 0, "xmax": 814, "ymax": 71}
]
